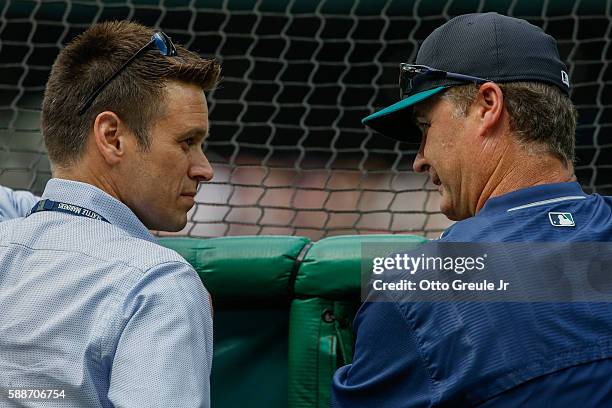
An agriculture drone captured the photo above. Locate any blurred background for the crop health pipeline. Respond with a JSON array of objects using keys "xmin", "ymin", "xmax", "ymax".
[{"xmin": 1, "ymin": 0, "xmax": 610, "ymax": 240}]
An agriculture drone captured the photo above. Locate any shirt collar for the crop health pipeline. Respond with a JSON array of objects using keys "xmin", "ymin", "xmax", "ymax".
[
  {"xmin": 41, "ymin": 178, "xmax": 156, "ymax": 243},
  {"xmin": 478, "ymin": 182, "xmax": 588, "ymax": 215}
]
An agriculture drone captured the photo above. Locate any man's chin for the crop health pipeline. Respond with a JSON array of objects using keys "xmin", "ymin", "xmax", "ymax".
[
  {"xmin": 161, "ymin": 222, "xmax": 187, "ymax": 233},
  {"xmin": 440, "ymin": 200, "xmax": 467, "ymax": 222},
  {"xmin": 145, "ymin": 214, "xmax": 188, "ymax": 233},
  {"xmin": 443, "ymin": 212, "xmax": 462, "ymax": 222}
]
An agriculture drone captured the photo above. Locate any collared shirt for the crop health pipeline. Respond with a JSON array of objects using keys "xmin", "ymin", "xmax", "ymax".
[
  {"xmin": 0, "ymin": 185, "xmax": 39, "ymax": 221},
  {"xmin": 333, "ymin": 182, "xmax": 612, "ymax": 407},
  {"xmin": 0, "ymin": 178, "xmax": 212, "ymax": 407}
]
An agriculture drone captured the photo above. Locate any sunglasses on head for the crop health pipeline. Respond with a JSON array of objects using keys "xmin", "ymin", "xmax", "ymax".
[
  {"xmin": 399, "ymin": 63, "xmax": 489, "ymax": 99},
  {"xmin": 77, "ymin": 30, "xmax": 177, "ymax": 116}
]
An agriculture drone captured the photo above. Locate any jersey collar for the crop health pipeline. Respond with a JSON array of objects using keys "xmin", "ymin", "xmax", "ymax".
[{"xmin": 478, "ymin": 182, "xmax": 587, "ymax": 215}]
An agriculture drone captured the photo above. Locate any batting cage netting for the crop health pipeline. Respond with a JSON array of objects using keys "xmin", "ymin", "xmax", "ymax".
[{"xmin": 1, "ymin": 0, "xmax": 610, "ymax": 240}]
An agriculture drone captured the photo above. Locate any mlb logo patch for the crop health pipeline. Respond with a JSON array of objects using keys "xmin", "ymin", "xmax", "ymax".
[{"xmin": 549, "ymin": 212, "xmax": 575, "ymax": 227}]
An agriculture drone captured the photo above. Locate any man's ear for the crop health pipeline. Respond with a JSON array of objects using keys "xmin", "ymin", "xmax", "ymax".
[
  {"xmin": 474, "ymin": 82, "xmax": 505, "ymax": 137},
  {"xmin": 92, "ymin": 111, "xmax": 126, "ymax": 166}
]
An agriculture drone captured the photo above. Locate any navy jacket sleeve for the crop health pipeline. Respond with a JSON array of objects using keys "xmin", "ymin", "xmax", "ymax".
[{"xmin": 332, "ymin": 300, "xmax": 433, "ymax": 408}]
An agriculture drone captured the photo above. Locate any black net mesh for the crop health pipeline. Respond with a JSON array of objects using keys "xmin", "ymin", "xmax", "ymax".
[{"xmin": 1, "ymin": 0, "xmax": 610, "ymax": 240}]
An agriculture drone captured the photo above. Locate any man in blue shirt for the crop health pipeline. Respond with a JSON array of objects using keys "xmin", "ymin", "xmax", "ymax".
[
  {"xmin": 0, "ymin": 185, "xmax": 38, "ymax": 221},
  {"xmin": 333, "ymin": 13, "xmax": 612, "ymax": 407},
  {"xmin": 0, "ymin": 21, "xmax": 220, "ymax": 407}
]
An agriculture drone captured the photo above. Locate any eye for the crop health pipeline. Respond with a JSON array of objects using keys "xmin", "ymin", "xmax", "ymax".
[
  {"xmin": 416, "ymin": 120, "xmax": 431, "ymax": 137},
  {"xmin": 416, "ymin": 120, "xmax": 431, "ymax": 131},
  {"xmin": 180, "ymin": 138, "xmax": 195, "ymax": 150}
]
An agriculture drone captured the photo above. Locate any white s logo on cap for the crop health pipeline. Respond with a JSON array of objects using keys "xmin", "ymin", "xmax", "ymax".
[{"xmin": 561, "ymin": 70, "xmax": 569, "ymax": 87}]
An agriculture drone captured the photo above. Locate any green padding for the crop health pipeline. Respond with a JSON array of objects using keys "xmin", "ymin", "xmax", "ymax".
[
  {"xmin": 159, "ymin": 236, "xmax": 311, "ymax": 303},
  {"xmin": 296, "ymin": 235, "xmax": 427, "ymax": 298},
  {"xmin": 212, "ymin": 307, "xmax": 289, "ymax": 408},
  {"xmin": 288, "ymin": 298, "xmax": 359, "ymax": 408}
]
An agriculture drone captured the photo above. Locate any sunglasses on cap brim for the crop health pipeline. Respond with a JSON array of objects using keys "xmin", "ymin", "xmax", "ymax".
[{"xmin": 399, "ymin": 63, "xmax": 489, "ymax": 99}]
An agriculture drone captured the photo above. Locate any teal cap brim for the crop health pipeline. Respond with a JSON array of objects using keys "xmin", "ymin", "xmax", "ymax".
[{"xmin": 362, "ymin": 86, "xmax": 448, "ymax": 142}]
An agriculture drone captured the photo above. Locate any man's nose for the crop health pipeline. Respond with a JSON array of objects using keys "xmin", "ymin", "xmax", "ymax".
[
  {"xmin": 190, "ymin": 150, "xmax": 214, "ymax": 182},
  {"xmin": 412, "ymin": 142, "xmax": 428, "ymax": 173}
]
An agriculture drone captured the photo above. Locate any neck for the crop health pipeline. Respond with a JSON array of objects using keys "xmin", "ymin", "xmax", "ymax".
[
  {"xmin": 53, "ymin": 164, "xmax": 122, "ymax": 202},
  {"xmin": 475, "ymin": 152, "xmax": 574, "ymax": 214}
]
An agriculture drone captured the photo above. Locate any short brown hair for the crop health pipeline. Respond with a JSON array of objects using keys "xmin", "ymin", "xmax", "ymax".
[
  {"xmin": 442, "ymin": 82, "xmax": 577, "ymax": 165},
  {"xmin": 42, "ymin": 21, "xmax": 220, "ymax": 168}
]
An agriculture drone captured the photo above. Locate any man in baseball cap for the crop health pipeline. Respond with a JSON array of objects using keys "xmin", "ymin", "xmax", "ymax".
[
  {"xmin": 363, "ymin": 11, "xmax": 571, "ymax": 143},
  {"xmin": 332, "ymin": 13, "xmax": 612, "ymax": 407}
]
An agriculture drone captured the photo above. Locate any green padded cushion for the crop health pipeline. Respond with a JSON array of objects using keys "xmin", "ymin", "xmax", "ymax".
[
  {"xmin": 212, "ymin": 307, "xmax": 289, "ymax": 408},
  {"xmin": 296, "ymin": 234, "xmax": 427, "ymax": 298},
  {"xmin": 288, "ymin": 298, "xmax": 359, "ymax": 408},
  {"xmin": 159, "ymin": 236, "xmax": 311, "ymax": 303}
]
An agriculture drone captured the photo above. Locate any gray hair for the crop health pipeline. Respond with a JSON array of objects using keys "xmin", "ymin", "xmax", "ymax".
[{"xmin": 442, "ymin": 81, "xmax": 577, "ymax": 165}]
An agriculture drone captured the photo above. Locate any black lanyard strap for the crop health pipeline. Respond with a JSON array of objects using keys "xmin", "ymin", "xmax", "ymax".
[{"xmin": 29, "ymin": 199, "xmax": 110, "ymax": 223}]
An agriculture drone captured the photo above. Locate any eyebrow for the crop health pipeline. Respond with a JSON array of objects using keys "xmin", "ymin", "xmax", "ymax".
[{"xmin": 179, "ymin": 127, "xmax": 209, "ymax": 141}]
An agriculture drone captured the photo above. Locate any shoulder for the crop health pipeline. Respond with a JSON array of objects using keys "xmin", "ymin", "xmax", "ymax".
[
  {"xmin": 439, "ymin": 191, "xmax": 612, "ymax": 242},
  {"xmin": 95, "ymin": 228, "xmax": 194, "ymax": 274},
  {"xmin": 0, "ymin": 218, "xmax": 19, "ymax": 244},
  {"xmin": 19, "ymin": 212, "xmax": 194, "ymax": 275}
]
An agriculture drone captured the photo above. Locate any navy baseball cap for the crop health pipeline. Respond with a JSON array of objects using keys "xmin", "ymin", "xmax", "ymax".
[{"xmin": 363, "ymin": 13, "xmax": 571, "ymax": 142}]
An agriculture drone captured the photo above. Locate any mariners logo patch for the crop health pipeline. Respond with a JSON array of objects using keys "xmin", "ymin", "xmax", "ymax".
[{"xmin": 549, "ymin": 212, "xmax": 575, "ymax": 227}]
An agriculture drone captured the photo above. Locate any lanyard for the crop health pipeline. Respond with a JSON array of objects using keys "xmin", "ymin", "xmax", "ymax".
[{"xmin": 29, "ymin": 199, "xmax": 110, "ymax": 223}]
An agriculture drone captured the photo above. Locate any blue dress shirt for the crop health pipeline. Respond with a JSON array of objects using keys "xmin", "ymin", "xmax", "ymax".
[
  {"xmin": 333, "ymin": 182, "xmax": 612, "ymax": 407},
  {"xmin": 0, "ymin": 185, "xmax": 39, "ymax": 221},
  {"xmin": 0, "ymin": 178, "xmax": 213, "ymax": 407}
]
